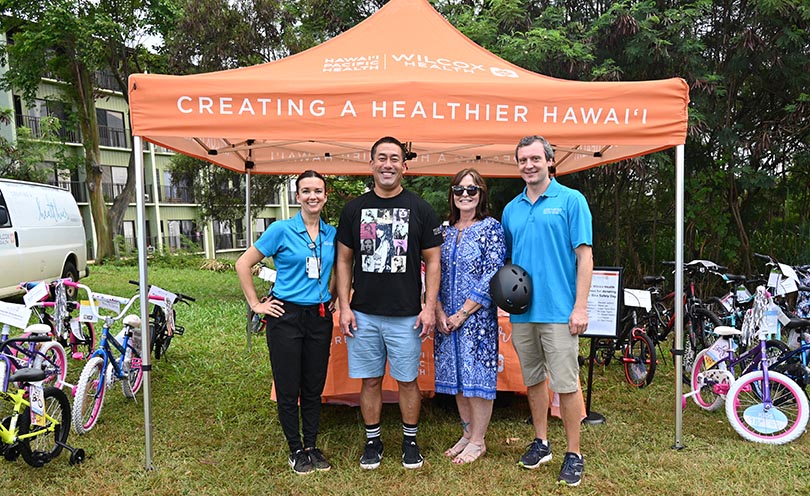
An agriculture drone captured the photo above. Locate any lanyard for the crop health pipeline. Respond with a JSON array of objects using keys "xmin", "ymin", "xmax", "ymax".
[{"xmin": 300, "ymin": 227, "xmax": 326, "ymax": 317}]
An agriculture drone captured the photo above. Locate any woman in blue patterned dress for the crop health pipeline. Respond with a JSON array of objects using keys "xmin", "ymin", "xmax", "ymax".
[{"xmin": 435, "ymin": 168, "xmax": 506, "ymax": 464}]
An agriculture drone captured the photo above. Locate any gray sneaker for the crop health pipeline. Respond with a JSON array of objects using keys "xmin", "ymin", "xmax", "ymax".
[
  {"xmin": 305, "ymin": 447, "xmax": 331, "ymax": 471},
  {"xmin": 518, "ymin": 439, "xmax": 552, "ymax": 469},
  {"xmin": 288, "ymin": 449, "xmax": 315, "ymax": 475},
  {"xmin": 557, "ymin": 452, "xmax": 584, "ymax": 487},
  {"xmin": 360, "ymin": 439, "xmax": 383, "ymax": 470}
]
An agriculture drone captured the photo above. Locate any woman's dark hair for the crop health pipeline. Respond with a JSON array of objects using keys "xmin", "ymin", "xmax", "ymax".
[
  {"xmin": 296, "ymin": 170, "xmax": 326, "ymax": 190},
  {"xmin": 447, "ymin": 168, "xmax": 490, "ymax": 225}
]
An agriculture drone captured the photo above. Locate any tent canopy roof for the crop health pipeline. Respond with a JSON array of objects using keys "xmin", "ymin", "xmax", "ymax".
[{"xmin": 128, "ymin": 0, "xmax": 689, "ymax": 177}]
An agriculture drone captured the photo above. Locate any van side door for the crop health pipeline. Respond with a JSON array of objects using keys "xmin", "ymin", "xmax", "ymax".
[{"xmin": 0, "ymin": 190, "xmax": 25, "ymax": 297}]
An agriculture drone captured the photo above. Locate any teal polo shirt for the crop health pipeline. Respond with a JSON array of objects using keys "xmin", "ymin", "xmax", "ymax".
[
  {"xmin": 502, "ymin": 179, "xmax": 592, "ymax": 324},
  {"xmin": 254, "ymin": 212, "xmax": 336, "ymax": 305}
]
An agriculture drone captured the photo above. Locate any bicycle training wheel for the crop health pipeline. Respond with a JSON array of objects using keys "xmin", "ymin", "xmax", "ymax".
[
  {"xmin": 690, "ymin": 349, "xmax": 728, "ymax": 411},
  {"xmin": 623, "ymin": 331, "xmax": 656, "ymax": 387},
  {"xmin": 725, "ymin": 370, "xmax": 809, "ymax": 445},
  {"xmin": 73, "ymin": 356, "xmax": 107, "ymax": 434},
  {"xmin": 18, "ymin": 386, "xmax": 70, "ymax": 467}
]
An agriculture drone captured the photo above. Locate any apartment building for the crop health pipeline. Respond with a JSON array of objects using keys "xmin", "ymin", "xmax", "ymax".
[{"xmin": 0, "ymin": 32, "xmax": 296, "ymax": 260}]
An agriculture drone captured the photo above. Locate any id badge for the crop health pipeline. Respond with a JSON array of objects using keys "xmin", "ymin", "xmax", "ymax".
[{"xmin": 306, "ymin": 257, "xmax": 320, "ymax": 279}]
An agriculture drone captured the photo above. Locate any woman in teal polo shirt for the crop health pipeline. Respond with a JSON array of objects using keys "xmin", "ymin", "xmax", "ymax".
[{"xmin": 236, "ymin": 170, "xmax": 336, "ymax": 475}]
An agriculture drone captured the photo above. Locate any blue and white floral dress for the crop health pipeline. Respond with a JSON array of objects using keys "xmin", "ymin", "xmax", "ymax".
[{"xmin": 435, "ymin": 216, "xmax": 506, "ymax": 400}]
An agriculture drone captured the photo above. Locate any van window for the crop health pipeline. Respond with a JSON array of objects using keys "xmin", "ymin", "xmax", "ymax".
[{"xmin": 0, "ymin": 194, "xmax": 9, "ymax": 228}]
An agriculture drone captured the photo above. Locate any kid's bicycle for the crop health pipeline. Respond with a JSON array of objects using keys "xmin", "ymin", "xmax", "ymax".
[
  {"xmin": 686, "ymin": 286, "xmax": 808, "ymax": 444},
  {"xmin": 0, "ymin": 311, "xmax": 83, "ymax": 466},
  {"xmin": 21, "ymin": 279, "xmax": 96, "ymax": 360},
  {"xmin": 70, "ymin": 284, "xmax": 149, "ymax": 434},
  {"xmin": 128, "ymin": 280, "xmax": 195, "ymax": 360}
]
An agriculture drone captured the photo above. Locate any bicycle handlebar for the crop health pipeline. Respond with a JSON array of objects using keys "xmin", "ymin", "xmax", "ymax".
[{"xmin": 129, "ymin": 280, "xmax": 196, "ymax": 303}]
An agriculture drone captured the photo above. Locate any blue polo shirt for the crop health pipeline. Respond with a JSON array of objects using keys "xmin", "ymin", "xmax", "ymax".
[
  {"xmin": 254, "ymin": 212, "xmax": 336, "ymax": 305},
  {"xmin": 502, "ymin": 179, "xmax": 592, "ymax": 324}
]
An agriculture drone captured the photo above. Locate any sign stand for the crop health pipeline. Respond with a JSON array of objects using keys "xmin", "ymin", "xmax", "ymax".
[
  {"xmin": 582, "ymin": 338, "xmax": 606, "ymax": 424},
  {"xmin": 581, "ymin": 267, "xmax": 623, "ymax": 425}
]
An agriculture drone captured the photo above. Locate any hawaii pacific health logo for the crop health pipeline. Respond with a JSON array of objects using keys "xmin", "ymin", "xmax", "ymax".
[{"xmin": 322, "ymin": 53, "xmax": 520, "ymax": 78}]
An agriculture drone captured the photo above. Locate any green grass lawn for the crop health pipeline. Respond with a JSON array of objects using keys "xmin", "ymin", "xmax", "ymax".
[{"xmin": 4, "ymin": 262, "xmax": 810, "ymax": 495}]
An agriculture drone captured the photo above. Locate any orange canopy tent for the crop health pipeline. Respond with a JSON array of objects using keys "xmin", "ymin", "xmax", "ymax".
[
  {"xmin": 129, "ymin": 0, "xmax": 688, "ymax": 178},
  {"xmin": 127, "ymin": 0, "xmax": 691, "ymax": 469}
]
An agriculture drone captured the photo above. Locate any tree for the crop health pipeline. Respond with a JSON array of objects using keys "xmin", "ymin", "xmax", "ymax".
[
  {"xmin": 167, "ymin": 154, "xmax": 287, "ymax": 229},
  {"xmin": 0, "ymin": 0, "xmax": 162, "ymax": 261}
]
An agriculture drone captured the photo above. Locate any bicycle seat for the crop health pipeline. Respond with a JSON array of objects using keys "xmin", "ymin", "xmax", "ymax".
[
  {"xmin": 9, "ymin": 367, "xmax": 47, "ymax": 384},
  {"xmin": 123, "ymin": 314, "xmax": 141, "ymax": 328},
  {"xmin": 713, "ymin": 326, "xmax": 742, "ymax": 337},
  {"xmin": 782, "ymin": 317, "xmax": 810, "ymax": 332},
  {"xmin": 24, "ymin": 323, "xmax": 52, "ymax": 335},
  {"xmin": 724, "ymin": 273, "xmax": 747, "ymax": 283},
  {"xmin": 643, "ymin": 276, "xmax": 666, "ymax": 285}
]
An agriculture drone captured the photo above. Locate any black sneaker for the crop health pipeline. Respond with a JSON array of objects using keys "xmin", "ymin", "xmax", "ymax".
[
  {"xmin": 401, "ymin": 440, "xmax": 424, "ymax": 469},
  {"xmin": 557, "ymin": 452, "xmax": 584, "ymax": 487},
  {"xmin": 305, "ymin": 447, "xmax": 331, "ymax": 472},
  {"xmin": 518, "ymin": 439, "xmax": 552, "ymax": 469},
  {"xmin": 360, "ymin": 439, "xmax": 384, "ymax": 470},
  {"xmin": 288, "ymin": 449, "xmax": 315, "ymax": 475}
]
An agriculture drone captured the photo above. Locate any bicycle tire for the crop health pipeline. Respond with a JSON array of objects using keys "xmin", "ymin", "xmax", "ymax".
[
  {"xmin": 725, "ymin": 370, "xmax": 809, "ymax": 444},
  {"xmin": 71, "ymin": 321, "xmax": 96, "ymax": 360},
  {"xmin": 592, "ymin": 338, "xmax": 615, "ymax": 366},
  {"xmin": 623, "ymin": 331, "xmax": 656, "ymax": 387},
  {"xmin": 33, "ymin": 342, "xmax": 68, "ymax": 390},
  {"xmin": 151, "ymin": 321, "xmax": 167, "ymax": 359},
  {"xmin": 18, "ymin": 385, "xmax": 70, "ymax": 467},
  {"xmin": 122, "ymin": 346, "xmax": 143, "ymax": 398},
  {"xmin": 690, "ymin": 348, "xmax": 728, "ymax": 411},
  {"xmin": 73, "ymin": 356, "xmax": 107, "ymax": 434}
]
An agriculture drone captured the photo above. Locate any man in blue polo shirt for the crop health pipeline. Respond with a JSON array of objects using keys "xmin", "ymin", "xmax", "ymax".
[{"xmin": 502, "ymin": 135, "xmax": 593, "ymax": 487}]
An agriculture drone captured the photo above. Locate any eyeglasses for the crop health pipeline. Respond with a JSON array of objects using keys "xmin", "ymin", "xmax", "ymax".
[{"xmin": 451, "ymin": 185, "xmax": 481, "ymax": 197}]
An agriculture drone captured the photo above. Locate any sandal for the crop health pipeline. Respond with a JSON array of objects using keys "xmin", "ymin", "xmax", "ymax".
[
  {"xmin": 444, "ymin": 437, "xmax": 470, "ymax": 458},
  {"xmin": 452, "ymin": 442, "xmax": 486, "ymax": 465}
]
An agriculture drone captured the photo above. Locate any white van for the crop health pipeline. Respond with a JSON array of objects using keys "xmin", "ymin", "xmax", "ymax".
[{"xmin": 0, "ymin": 179, "xmax": 89, "ymax": 299}]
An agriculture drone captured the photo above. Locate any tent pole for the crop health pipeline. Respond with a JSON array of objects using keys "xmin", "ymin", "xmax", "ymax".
[
  {"xmin": 245, "ymin": 171, "xmax": 253, "ymax": 351},
  {"xmin": 673, "ymin": 144, "xmax": 685, "ymax": 449},
  {"xmin": 134, "ymin": 136, "xmax": 155, "ymax": 469}
]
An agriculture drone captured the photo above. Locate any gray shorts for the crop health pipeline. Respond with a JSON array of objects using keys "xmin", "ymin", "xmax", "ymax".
[{"xmin": 510, "ymin": 322, "xmax": 580, "ymax": 393}]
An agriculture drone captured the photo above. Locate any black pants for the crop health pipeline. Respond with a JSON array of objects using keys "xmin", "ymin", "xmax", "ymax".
[{"xmin": 265, "ymin": 301, "xmax": 333, "ymax": 452}]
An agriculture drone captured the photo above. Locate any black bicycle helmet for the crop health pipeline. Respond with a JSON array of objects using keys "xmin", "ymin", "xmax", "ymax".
[{"xmin": 490, "ymin": 263, "xmax": 533, "ymax": 314}]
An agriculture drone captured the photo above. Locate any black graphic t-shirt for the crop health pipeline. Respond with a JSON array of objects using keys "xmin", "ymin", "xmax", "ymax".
[{"xmin": 337, "ymin": 189, "xmax": 442, "ymax": 316}]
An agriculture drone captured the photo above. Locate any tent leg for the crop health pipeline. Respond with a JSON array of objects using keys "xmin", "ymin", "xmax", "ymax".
[
  {"xmin": 135, "ymin": 136, "xmax": 155, "ymax": 469},
  {"xmin": 673, "ymin": 144, "xmax": 685, "ymax": 450}
]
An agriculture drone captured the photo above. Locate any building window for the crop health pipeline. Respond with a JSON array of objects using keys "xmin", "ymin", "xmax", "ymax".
[
  {"xmin": 13, "ymin": 96, "xmax": 78, "ymax": 142},
  {"xmin": 96, "ymin": 108, "xmax": 128, "ymax": 148},
  {"xmin": 167, "ymin": 219, "xmax": 201, "ymax": 252},
  {"xmin": 101, "ymin": 165, "xmax": 127, "ymax": 202}
]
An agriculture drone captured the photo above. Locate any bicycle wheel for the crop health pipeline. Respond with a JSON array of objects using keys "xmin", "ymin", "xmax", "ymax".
[
  {"xmin": 122, "ymin": 347, "xmax": 143, "ymax": 398},
  {"xmin": 764, "ymin": 339, "xmax": 789, "ymax": 365},
  {"xmin": 593, "ymin": 338, "xmax": 615, "ymax": 366},
  {"xmin": 33, "ymin": 342, "xmax": 68, "ymax": 389},
  {"xmin": 73, "ymin": 356, "xmax": 107, "ymax": 434},
  {"xmin": 690, "ymin": 349, "xmax": 729, "ymax": 411},
  {"xmin": 725, "ymin": 370, "xmax": 809, "ymax": 444},
  {"xmin": 623, "ymin": 331, "xmax": 656, "ymax": 387},
  {"xmin": 69, "ymin": 321, "xmax": 96, "ymax": 360},
  {"xmin": 18, "ymin": 386, "xmax": 70, "ymax": 467},
  {"xmin": 248, "ymin": 309, "xmax": 267, "ymax": 336}
]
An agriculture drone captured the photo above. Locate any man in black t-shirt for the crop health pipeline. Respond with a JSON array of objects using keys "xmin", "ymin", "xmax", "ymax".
[{"xmin": 336, "ymin": 136, "xmax": 442, "ymax": 470}]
